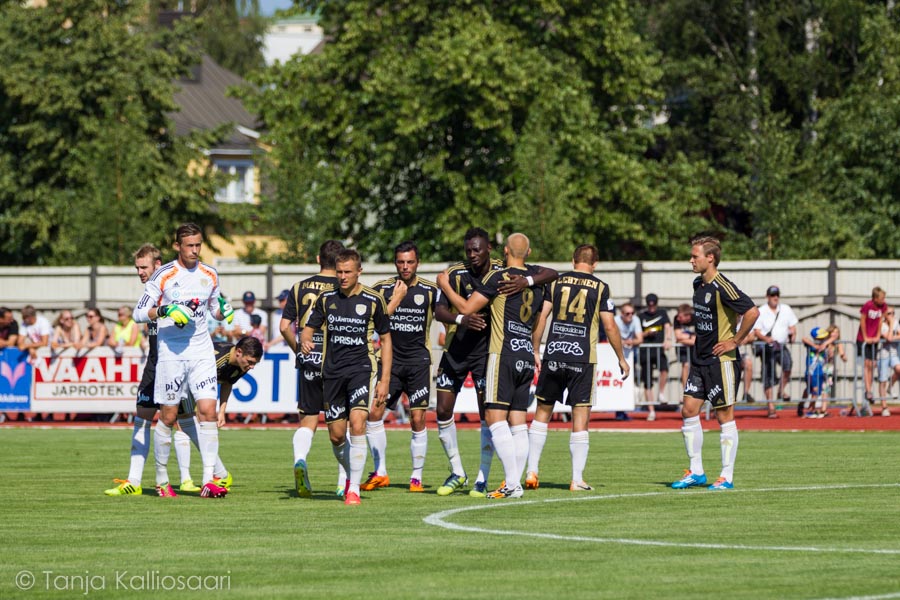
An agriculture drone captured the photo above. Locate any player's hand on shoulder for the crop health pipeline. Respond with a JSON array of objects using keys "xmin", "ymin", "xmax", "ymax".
[{"xmin": 498, "ymin": 274, "xmax": 527, "ymax": 295}]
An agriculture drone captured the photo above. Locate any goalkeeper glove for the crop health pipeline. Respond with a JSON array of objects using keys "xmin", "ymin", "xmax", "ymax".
[
  {"xmin": 158, "ymin": 303, "xmax": 194, "ymax": 327},
  {"xmin": 217, "ymin": 296, "xmax": 235, "ymax": 324}
]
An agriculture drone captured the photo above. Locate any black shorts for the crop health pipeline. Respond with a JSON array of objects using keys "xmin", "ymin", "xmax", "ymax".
[
  {"xmin": 638, "ymin": 346, "xmax": 669, "ymax": 388},
  {"xmin": 857, "ymin": 341, "xmax": 878, "ymax": 361},
  {"xmin": 436, "ymin": 351, "xmax": 487, "ymax": 395},
  {"xmin": 760, "ymin": 346, "xmax": 793, "ymax": 389},
  {"xmin": 297, "ymin": 367, "xmax": 325, "ymax": 416},
  {"xmin": 535, "ymin": 361, "xmax": 594, "ymax": 408},
  {"xmin": 136, "ymin": 361, "xmax": 157, "ymax": 409},
  {"xmin": 484, "ymin": 354, "xmax": 535, "ymax": 412},
  {"xmin": 684, "ymin": 360, "xmax": 741, "ymax": 409},
  {"xmin": 323, "ymin": 370, "xmax": 376, "ymax": 423},
  {"xmin": 388, "ymin": 363, "xmax": 431, "ymax": 410}
]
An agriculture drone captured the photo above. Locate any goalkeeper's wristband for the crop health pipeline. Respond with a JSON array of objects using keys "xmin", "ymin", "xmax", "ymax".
[{"xmin": 157, "ymin": 305, "xmax": 172, "ymax": 319}]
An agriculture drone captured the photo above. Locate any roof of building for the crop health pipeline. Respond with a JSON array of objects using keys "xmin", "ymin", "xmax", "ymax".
[{"xmin": 170, "ymin": 55, "xmax": 261, "ymax": 152}]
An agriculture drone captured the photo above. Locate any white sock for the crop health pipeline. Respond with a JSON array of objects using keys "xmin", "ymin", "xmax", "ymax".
[
  {"xmin": 681, "ymin": 416, "xmax": 704, "ymax": 475},
  {"xmin": 153, "ymin": 421, "xmax": 173, "ymax": 486},
  {"xmin": 489, "ymin": 421, "xmax": 518, "ymax": 488},
  {"xmin": 410, "ymin": 428, "xmax": 427, "ymax": 480},
  {"xmin": 348, "ymin": 434, "xmax": 367, "ymax": 495},
  {"xmin": 527, "ymin": 420, "xmax": 549, "ymax": 474},
  {"xmin": 197, "ymin": 421, "xmax": 218, "ymax": 484},
  {"xmin": 570, "ymin": 431, "xmax": 589, "ymax": 483},
  {"xmin": 292, "ymin": 427, "xmax": 314, "ymax": 464},
  {"xmin": 174, "ymin": 429, "xmax": 192, "ymax": 483},
  {"xmin": 719, "ymin": 421, "xmax": 739, "ymax": 482},
  {"xmin": 367, "ymin": 419, "xmax": 388, "ymax": 476},
  {"xmin": 438, "ymin": 418, "xmax": 465, "ymax": 476},
  {"xmin": 510, "ymin": 424, "xmax": 529, "ymax": 484},
  {"xmin": 213, "ymin": 455, "xmax": 228, "ymax": 480},
  {"xmin": 127, "ymin": 417, "xmax": 151, "ymax": 486},
  {"xmin": 475, "ymin": 421, "xmax": 493, "ymax": 484}
]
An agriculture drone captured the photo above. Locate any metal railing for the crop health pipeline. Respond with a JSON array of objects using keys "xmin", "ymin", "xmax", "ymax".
[{"xmin": 632, "ymin": 341, "xmax": 898, "ymax": 416}]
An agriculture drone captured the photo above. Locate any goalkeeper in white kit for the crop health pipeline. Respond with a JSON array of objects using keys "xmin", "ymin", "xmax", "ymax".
[{"xmin": 133, "ymin": 223, "xmax": 236, "ymax": 499}]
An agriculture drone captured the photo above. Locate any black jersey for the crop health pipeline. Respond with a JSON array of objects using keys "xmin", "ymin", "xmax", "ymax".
[
  {"xmin": 477, "ymin": 265, "xmax": 544, "ymax": 360},
  {"xmin": 542, "ymin": 271, "xmax": 614, "ymax": 364},
  {"xmin": 372, "ymin": 276, "xmax": 441, "ymax": 366},
  {"xmin": 639, "ymin": 308, "xmax": 670, "ymax": 344},
  {"xmin": 439, "ymin": 258, "xmax": 504, "ymax": 358},
  {"xmin": 213, "ymin": 341, "xmax": 247, "ymax": 385},
  {"xmin": 306, "ymin": 285, "xmax": 390, "ymax": 375},
  {"xmin": 692, "ymin": 273, "xmax": 755, "ymax": 365},
  {"xmin": 283, "ymin": 274, "xmax": 338, "ymax": 369}
]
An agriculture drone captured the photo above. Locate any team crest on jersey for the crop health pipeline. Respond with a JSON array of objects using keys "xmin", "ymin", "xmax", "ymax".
[
  {"xmin": 201, "ymin": 278, "xmax": 210, "ymax": 288},
  {"xmin": 414, "ymin": 294, "xmax": 425, "ymax": 306},
  {"xmin": 705, "ymin": 293, "xmax": 711, "ymax": 303},
  {"xmin": 355, "ymin": 304, "xmax": 367, "ymax": 316}
]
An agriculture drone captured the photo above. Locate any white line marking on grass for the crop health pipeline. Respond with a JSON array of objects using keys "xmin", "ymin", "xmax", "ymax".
[
  {"xmin": 423, "ymin": 483, "xmax": 900, "ymax": 555},
  {"xmin": 816, "ymin": 594, "xmax": 900, "ymax": 600}
]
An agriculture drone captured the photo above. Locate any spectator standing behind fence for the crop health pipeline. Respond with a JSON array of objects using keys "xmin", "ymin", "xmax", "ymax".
[
  {"xmin": 739, "ymin": 327, "xmax": 757, "ymax": 403},
  {"xmin": 638, "ymin": 293, "xmax": 672, "ymax": 421},
  {"xmin": 821, "ymin": 325, "xmax": 847, "ymax": 417},
  {"xmin": 857, "ymin": 287, "xmax": 887, "ymax": 405},
  {"xmin": 878, "ymin": 308, "xmax": 900, "ymax": 415},
  {"xmin": 18, "ymin": 305, "xmax": 52, "ymax": 361},
  {"xmin": 268, "ymin": 289, "xmax": 290, "ymax": 350},
  {"xmin": 753, "ymin": 286, "xmax": 798, "ymax": 419},
  {"xmin": 673, "ymin": 303, "xmax": 696, "ymax": 390},
  {"xmin": 801, "ymin": 327, "xmax": 832, "ymax": 418},
  {"xmin": 51, "ymin": 310, "xmax": 82, "ymax": 351},
  {"xmin": 78, "ymin": 308, "xmax": 108, "ymax": 352},
  {"xmin": 0, "ymin": 307, "xmax": 19, "ymax": 349},
  {"xmin": 614, "ymin": 302, "xmax": 643, "ymax": 421}
]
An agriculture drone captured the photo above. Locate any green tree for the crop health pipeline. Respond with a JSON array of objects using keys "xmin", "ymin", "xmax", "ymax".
[
  {"xmin": 243, "ymin": 0, "xmax": 710, "ymax": 262},
  {"xmin": 0, "ymin": 0, "xmax": 225, "ymax": 265}
]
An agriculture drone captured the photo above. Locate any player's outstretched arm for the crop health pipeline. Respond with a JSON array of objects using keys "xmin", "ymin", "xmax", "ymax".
[
  {"xmin": 497, "ymin": 266, "xmax": 559, "ymax": 295},
  {"xmin": 434, "ymin": 303, "xmax": 486, "ymax": 331},
  {"xmin": 218, "ymin": 381, "xmax": 233, "ymax": 427}
]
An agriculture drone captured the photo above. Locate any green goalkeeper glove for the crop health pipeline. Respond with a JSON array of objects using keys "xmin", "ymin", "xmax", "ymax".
[
  {"xmin": 157, "ymin": 303, "xmax": 194, "ymax": 327},
  {"xmin": 218, "ymin": 296, "xmax": 235, "ymax": 324}
]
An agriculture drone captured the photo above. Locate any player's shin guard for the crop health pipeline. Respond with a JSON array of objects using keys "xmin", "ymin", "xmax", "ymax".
[
  {"xmin": 197, "ymin": 421, "xmax": 218, "ymax": 485},
  {"xmin": 527, "ymin": 420, "xmax": 548, "ymax": 474},
  {"xmin": 570, "ymin": 431, "xmax": 589, "ymax": 483},
  {"xmin": 410, "ymin": 428, "xmax": 427, "ymax": 481},
  {"xmin": 510, "ymin": 424, "xmax": 529, "ymax": 485},
  {"xmin": 153, "ymin": 421, "xmax": 173, "ymax": 485},
  {"xmin": 489, "ymin": 421, "xmax": 518, "ymax": 488},
  {"xmin": 366, "ymin": 419, "xmax": 388, "ymax": 476},
  {"xmin": 348, "ymin": 435, "xmax": 367, "ymax": 495},
  {"xmin": 292, "ymin": 426, "xmax": 314, "ymax": 464},
  {"xmin": 719, "ymin": 421, "xmax": 738, "ymax": 482},
  {"xmin": 438, "ymin": 418, "xmax": 465, "ymax": 476},
  {"xmin": 682, "ymin": 416, "xmax": 704, "ymax": 475},
  {"xmin": 476, "ymin": 421, "xmax": 493, "ymax": 484},
  {"xmin": 332, "ymin": 440, "xmax": 350, "ymax": 476},
  {"xmin": 128, "ymin": 417, "xmax": 151, "ymax": 487}
]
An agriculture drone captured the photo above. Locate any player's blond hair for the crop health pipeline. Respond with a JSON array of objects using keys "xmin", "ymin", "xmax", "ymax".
[{"xmin": 690, "ymin": 235, "xmax": 722, "ymax": 266}]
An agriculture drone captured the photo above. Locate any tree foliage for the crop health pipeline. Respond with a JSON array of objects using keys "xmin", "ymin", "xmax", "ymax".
[
  {"xmin": 243, "ymin": 0, "xmax": 709, "ymax": 262},
  {"xmin": 0, "ymin": 0, "xmax": 225, "ymax": 265}
]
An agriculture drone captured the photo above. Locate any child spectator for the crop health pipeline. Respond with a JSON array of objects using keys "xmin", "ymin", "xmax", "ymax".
[{"xmin": 878, "ymin": 308, "xmax": 900, "ymax": 416}]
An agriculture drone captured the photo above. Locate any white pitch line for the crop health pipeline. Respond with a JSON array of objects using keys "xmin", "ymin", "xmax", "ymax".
[{"xmin": 423, "ymin": 483, "xmax": 900, "ymax": 555}]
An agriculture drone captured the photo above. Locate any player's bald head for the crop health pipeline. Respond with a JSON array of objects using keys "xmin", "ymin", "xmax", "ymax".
[{"xmin": 505, "ymin": 233, "xmax": 530, "ymax": 259}]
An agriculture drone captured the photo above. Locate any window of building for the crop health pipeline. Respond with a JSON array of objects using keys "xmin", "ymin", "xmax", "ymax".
[{"xmin": 214, "ymin": 159, "xmax": 255, "ymax": 204}]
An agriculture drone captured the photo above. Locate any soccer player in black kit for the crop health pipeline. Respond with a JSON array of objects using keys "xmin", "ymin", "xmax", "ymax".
[{"xmin": 671, "ymin": 236, "xmax": 758, "ymax": 491}]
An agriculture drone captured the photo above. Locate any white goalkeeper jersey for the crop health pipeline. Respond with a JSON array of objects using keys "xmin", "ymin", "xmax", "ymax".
[{"xmin": 133, "ymin": 259, "xmax": 220, "ymax": 362}]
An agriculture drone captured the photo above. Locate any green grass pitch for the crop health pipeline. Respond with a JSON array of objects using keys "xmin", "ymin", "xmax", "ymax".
[{"xmin": 2, "ymin": 427, "xmax": 899, "ymax": 599}]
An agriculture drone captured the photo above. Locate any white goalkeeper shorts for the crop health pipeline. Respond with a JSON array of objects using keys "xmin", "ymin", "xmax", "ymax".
[{"xmin": 154, "ymin": 357, "xmax": 218, "ymax": 406}]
